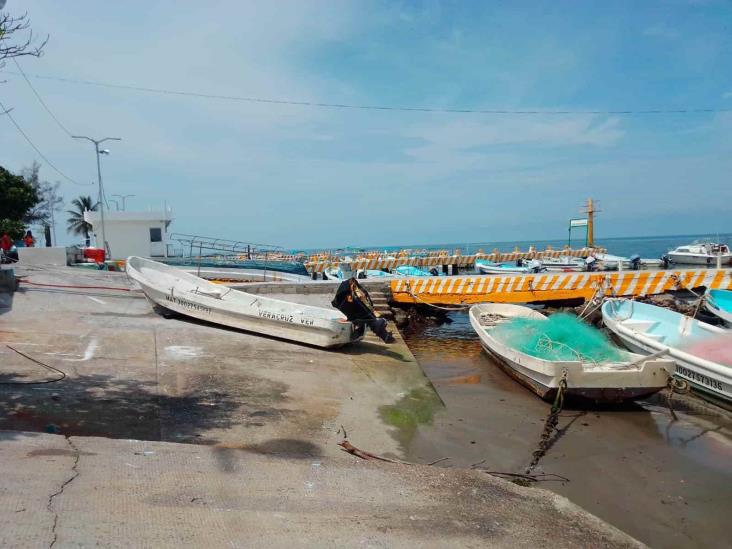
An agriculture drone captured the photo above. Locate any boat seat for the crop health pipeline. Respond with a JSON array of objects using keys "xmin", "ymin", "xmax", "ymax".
[{"xmin": 623, "ymin": 319, "xmax": 659, "ymax": 333}]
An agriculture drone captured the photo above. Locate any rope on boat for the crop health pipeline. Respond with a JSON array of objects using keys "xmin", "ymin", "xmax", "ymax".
[{"xmin": 526, "ymin": 368, "xmax": 568, "ymax": 474}]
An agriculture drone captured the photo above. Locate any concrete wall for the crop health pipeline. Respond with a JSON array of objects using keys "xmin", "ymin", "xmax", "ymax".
[
  {"xmin": 95, "ymin": 220, "xmax": 168, "ymax": 260},
  {"xmin": 17, "ymin": 247, "xmax": 68, "ymax": 266},
  {"xmin": 84, "ymin": 210, "xmax": 172, "ymax": 260},
  {"xmin": 236, "ymin": 279, "xmax": 390, "ymax": 295}
]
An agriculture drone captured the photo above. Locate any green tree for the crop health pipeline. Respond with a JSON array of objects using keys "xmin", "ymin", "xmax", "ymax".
[
  {"xmin": 0, "ymin": 164, "xmax": 39, "ymax": 239},
  {"xmin": 66, "ymin": 196, "xmax": 98, "ymax": 247},
  {"xmin": 21, "ymin": 162, "xmax": 64, "ymax": 246}
]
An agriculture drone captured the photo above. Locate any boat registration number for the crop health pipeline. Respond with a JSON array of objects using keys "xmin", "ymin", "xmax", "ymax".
[{"xmin": 676, "ymin": 365, "xmax": 726, "ymax": 393}]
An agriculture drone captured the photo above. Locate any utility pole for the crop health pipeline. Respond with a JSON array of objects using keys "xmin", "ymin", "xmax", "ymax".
[
  {"xmin": 582, "ymin": 198, "xmax": 600, "ymax": 248},
  {"xmin": 72, "ymin": 135, "xmax": 121, "ymax": 256}
]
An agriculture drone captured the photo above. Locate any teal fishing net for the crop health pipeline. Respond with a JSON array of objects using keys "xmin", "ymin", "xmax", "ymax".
[{"xmin": 490, "ymin": 313, "xmax": 626, "ymax": 362}]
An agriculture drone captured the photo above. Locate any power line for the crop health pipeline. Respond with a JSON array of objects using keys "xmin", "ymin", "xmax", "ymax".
[
  {"xmin": 0, "ymin": 98, "xmax": 90, "ymax": 186},
  {"xmin": 2, "ymin": 70, "xmax": 730, "ymax": 116},
  {"xmin": 12, "ymin": 58, "xmax": 74, "ymax": 137}
]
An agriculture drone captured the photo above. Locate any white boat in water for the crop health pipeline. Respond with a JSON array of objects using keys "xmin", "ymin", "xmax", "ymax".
[
  {"xmin": 602, "ymin": 299, "xmax": 732, "ymax": 407},
  {"xmin": 127, "ymin": 256, "xmax": 363, "ymax": 348},
  {"xmin": 469, "ymin": 303, "xmax": 673, "ymax": 402},
  {"xmin": 475, "ymin": 259, "xmax": 544, "ymax": 275},
  {"xmin": 541, "ymin": 256, "xmax": 587, "ymax": 272},
  {"xmin": 666, "ymin": 242, "xmax": 732, "ymax": 266}
]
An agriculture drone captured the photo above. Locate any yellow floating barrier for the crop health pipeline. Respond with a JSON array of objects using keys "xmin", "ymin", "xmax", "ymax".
[{"xmin": 390, "ymin": 269, "xmax": 732, "ymax": 306}]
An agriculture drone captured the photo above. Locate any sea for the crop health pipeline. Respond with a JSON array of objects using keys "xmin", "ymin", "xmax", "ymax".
[{"xmin": 373, "ymin": 232, "xmax": 732, "ymax": 260}]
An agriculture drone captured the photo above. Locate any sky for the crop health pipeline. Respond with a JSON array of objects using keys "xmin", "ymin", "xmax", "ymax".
[{"xmin": 0, "ymin": 0, "xmax": 731, "ymax": 249}]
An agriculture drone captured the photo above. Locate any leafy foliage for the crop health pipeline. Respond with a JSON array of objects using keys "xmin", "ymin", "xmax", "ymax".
[
  {"xmin": 0, "ymin": 164, "xmax": 39, "ymax": 238},
  {"xmin": 66, "ymin": 195, "xmax": 98, "ymax": 246}
]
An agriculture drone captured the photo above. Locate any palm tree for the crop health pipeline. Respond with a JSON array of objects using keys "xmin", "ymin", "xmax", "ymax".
[{"xmin": 66, "ymin": 195, "xmax": 98, "ymax": 247}]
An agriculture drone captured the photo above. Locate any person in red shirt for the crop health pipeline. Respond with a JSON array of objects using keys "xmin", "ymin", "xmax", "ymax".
[
  {"xmin": 0, "ymin": 233, "xmax": 12, "ymax": 253},
  {"xmin": 23, "ymin": 230, "xmax": 35, "ymax": 248}
]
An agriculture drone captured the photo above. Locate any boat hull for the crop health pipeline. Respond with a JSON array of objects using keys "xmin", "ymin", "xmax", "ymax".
[
  {"xmin": 705, "ymin": 289, "xmax": 732, "ymax": 328},
  {"xmin": 469, "ymin": 304, "xmax": 671, "ymax": 403},
  {"xmin": 667, "ymin": 253, "xmax": 732, "ymax": 265},
  {"xmin": 127, "ymin": 257, "xmax": 361, "ymax": 349},
  {"xmin": 480, "ymin": 341, "xmax": 666, "ymax": 402},
  {"xmin": 602, "ymin": 299, "xmax": 732, "ymax": 406}
]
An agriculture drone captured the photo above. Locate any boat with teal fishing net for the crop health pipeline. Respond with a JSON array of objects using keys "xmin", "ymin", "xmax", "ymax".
[
  {"xmin": 469, "ymin": 303, "xmax": 673, "ymax": 402},
  {"xmin": 602, "ymin": 299, "xmax": 732, "ymax": 407},
  {"xmin": 705, "ymin": 289, "xmax": 732, "ymax": 327}
]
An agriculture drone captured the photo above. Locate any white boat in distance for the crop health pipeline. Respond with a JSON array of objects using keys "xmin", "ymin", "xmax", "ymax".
[
  {"xmin": 666, "ymin": 242, "xmax": 732, "ymax": 266},
  {"xmin": 602, "ymin": 299, "xmax": 732, "ymax": 406},
  {"xmin": 475, "ymin": 259, "xmax": 545, "ymax": 275},
  {"xmin": 541, "ymin": 256, "xmax": 587, "ymax": 272},
  {"xmin": 469, "ymin": 303, "xmax": 673, "ymax": 402},
  {"xmin": 127, "ymin": 256, "xmax": 363, "ymax": 349}
]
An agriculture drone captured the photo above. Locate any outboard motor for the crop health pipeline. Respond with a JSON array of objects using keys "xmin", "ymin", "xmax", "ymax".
[
  {"xmin": 629, "ymin": 254, "xmax": 641, "ymax": 270},
  {"xmin": 331, "ymin": 278, "xmax": 395, "ymax": 343},
  {"xmin": 661, "ymin": 255, "xmax": 670, "ymax": 269},
  {"xmin": 429, "ymin": 267, "xmax": 439, "ymax": 276},
  {"xmin": 585, "ymin": 256, "xmax": 598, "ymax": 272},
  {"xmin": 527, "ymin": 259, "xmax": 543, "ymax": 273},
  {"xmin": 516, "ymin": 258, "xmax": 524, "ymax": 267}
]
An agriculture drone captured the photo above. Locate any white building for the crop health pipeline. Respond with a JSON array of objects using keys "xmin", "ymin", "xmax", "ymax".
[{"xmin": 83, "ymin": 209, "xmax": 173, "ymax": 260}]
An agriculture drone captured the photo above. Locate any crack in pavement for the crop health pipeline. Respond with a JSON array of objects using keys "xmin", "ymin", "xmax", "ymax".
[{"xmin": 47, "ymin": 437, "xmax": 80, "ymax": 548}]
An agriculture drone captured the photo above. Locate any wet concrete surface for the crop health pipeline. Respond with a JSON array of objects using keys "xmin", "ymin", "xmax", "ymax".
[{"xmin": 400, "ymin": 312, "xmax": 732, "ymax": 549}]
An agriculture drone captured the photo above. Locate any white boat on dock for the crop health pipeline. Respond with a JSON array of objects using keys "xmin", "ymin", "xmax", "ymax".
[
  {"xmin": 469, "ymin": 303, "xmax": 673, "ymax": 402},
  {"xmin": 602, "ymin": 299, "xmax": 732, "ymax": 407},
  {"xmin": 127, "ymin": 256, "xmax": 363, "ymax": 349},
  {"xmin": 666, "ymin": 242, "xmax": 732, "ymax": 266}
]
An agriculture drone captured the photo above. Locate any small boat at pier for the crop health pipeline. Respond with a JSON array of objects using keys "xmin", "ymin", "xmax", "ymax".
[
  {"xmin": 475, "ymin": 259, "xmax": 545, "ymax": 275},
  {"xmin": 705, "ymin": 289, "xmax": 732, "ymax": 328},
  {"xmin": 602, "ymin": 299, "xmax": 732, "ymax": 407},
  {"xmin": 541, "ymin": 256, "xmax": 587, "ymax": 272},
  {"xmin": 665, "ymin": 242, "xmax": 732, "ymax": 266},
  {"xmin": 469, "ymin": 303, "xmax": 673, "ymax": 402},
  {"xmin": 127, "ymin": 256, "xmax": 364, "ymax": 349}
]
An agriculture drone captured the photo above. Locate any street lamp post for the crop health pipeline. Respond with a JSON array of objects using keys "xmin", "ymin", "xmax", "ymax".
[
  {"xmin": 112, "ymin": 194, "xmax": 135, "ymax": 211},
  {"xmin": 72, "ymin": 135, "xmax": 121, "ymax": 255}
]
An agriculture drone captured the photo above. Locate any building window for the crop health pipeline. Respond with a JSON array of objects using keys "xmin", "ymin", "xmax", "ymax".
[{"xmin": 150, "ymin": 228, "xmax": 162, "ymax": 243}]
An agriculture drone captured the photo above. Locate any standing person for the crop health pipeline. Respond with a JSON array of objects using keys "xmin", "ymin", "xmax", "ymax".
[
  {"xmin": 23, "ymin": 230, "xmax": 35, "ymax": 248},
  {"xmin": 0, "ymin": 232, "xmax": 11, "ymax": 254}
]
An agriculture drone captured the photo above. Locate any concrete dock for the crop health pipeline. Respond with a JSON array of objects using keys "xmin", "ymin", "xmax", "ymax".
[{"xmin": 0, "ymin": 265, "xmax": 642, "ymax": 547}]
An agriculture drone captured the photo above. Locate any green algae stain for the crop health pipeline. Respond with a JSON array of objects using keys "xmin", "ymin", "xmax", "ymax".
[{"xmin": 379, "ymin": 386, "xmax": 443, "ymax": 446}]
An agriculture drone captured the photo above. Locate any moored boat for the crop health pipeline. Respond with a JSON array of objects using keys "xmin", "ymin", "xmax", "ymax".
[
  {"xmin": 127, "ymin": 256, "xmax": 364, "ymax": 349},
  {"xmin": 704, "ymin": 289, "xmax": 732, "ymax": 328},
  {"xmin": 469, "ymin": 303, "xmax": 673, "ymax": 402},
  {"xmin": 602, "ymin": 299, "xmax": 732, "ymax": 407},
  {"xmin": 475, "ymin": 259, "xmax": 544, "ymax": 275},
  {"xmin": 666, "ymin": 242, "xmax": 732, "ymax": 266},
  {"xmin": 541, "ymin": 256, "xmax": 587, "ymax": 272}
]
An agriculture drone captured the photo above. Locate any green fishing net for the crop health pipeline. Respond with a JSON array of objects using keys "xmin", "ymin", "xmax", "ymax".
[{"xmin": 490, "ymin": 313, "xmax": 627, "ymax": 362}]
